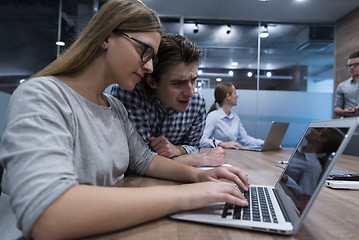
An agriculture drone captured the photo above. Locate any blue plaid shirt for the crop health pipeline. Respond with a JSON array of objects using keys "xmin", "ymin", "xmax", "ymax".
[{"xmin": 111, "ymin": 84, "xmax": 206, "ymax": 154}]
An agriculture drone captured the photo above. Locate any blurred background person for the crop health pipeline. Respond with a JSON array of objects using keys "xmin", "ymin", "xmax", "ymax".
[
  {"xmin": 334, "ymin": 51, "xmax": 359, "ymax": 118},
  {"xmin": 200, "ymin": 82, "xmax": 264, "ymax": 149}
]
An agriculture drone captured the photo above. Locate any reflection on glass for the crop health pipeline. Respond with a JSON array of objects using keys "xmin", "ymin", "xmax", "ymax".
[{"xmin": 280, "ymin": 127, "xmax": 348, "ymax": 213}]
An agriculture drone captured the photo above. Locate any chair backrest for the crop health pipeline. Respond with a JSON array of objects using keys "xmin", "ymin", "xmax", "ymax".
[{"xmin": 0, "ymin": 165, "xmax": 3, "ymax": 195}]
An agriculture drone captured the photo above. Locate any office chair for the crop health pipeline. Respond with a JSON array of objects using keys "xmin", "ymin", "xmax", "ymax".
[{"xmin": 0, "ymin": 165, "xmax": 3, "ymax": 196}]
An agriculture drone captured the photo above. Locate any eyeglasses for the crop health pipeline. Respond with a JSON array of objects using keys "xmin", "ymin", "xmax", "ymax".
[
  {"xmin": 346, "ymin": 62, "xmax": 359, "ymax": 68},
  {"xmin": 113, "ymin": 30, "xmax": 155, "ymax": 63}
]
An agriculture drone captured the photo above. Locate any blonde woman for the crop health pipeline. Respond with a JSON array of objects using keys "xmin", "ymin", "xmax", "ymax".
[
  {"xmin": 200, "ymin": 82, "xmax": 264, "ymax": 149},
  {"xmin": 0, "ymin": 1, "xmax": 249, "ymax": 239}
]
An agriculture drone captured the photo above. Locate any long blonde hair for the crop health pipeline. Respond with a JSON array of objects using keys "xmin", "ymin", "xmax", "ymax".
[
  {"xmin": 32, "ymin": 0, "xmax": 162, "ymax": 78},
  {"xmin": 208, "ymin": 82, "xmax": 235, "ymax": 114}
]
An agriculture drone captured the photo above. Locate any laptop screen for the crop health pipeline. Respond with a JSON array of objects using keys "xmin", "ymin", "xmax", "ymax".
[{"xmin": 278, "ymin": 126, "xmax": 349, "ymax": 215}]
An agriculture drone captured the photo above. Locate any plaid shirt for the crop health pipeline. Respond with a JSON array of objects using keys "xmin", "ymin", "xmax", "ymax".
[{"xmin": 111, "ymin": 84, "xmax": 206, "ymax": 154}]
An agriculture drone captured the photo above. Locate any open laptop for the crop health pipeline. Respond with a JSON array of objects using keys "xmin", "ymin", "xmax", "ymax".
[
  {"xmin": 171, "ymin": 117, "xmax": 359, "ymax": 235},
  {"xmin": 240, "ymin": 121, "xmax": 289, "ymax": 151}
]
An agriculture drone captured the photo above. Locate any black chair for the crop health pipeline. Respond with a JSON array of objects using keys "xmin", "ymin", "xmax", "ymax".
[{"xmin": 0, "ymin": 165, "xmax": 3, "ymax": 196}]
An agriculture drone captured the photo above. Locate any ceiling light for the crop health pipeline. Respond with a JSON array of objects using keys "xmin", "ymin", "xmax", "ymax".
[
  {"xmin": 247, "ymin": 72, "xmax": 253, "ymax": 77},
  {"xmin": 228, "ymin": 71, "xmax": 234, "ymax": 76},
  {"xmin": 56, "ymin": 41, "xmax": 65, "ymax": 46},
  {"xmin": 216, "ymin": 78, "xmax": 222, "ymax": 82},
  {"xmin": 259, "ymin": 25, "xmax": 269, "ymax": 38},
  {"xmin": 259, "ymin": 31, "xmax": 269, "ymax": 38},
  {"xmin": 193, "ymin": 23, "xmax": 199, "ymax": 33},
  {"xmin": 231, "ymin": 61, "xmax": 238, "ymax": 66},
  {"xmin": 199, "ymin": 72, "xmax": 234, "ymax": 78},
  {"xmin": 226, "ymin": 25, "xmax": 231, "ymax": 34},
  {"xmin": 266, "ymin": 72, "xmax": 272, "ymax": 77},
  {"xmin": 198, "ymin": 69, "xmax": 203, "ymax": 75}
]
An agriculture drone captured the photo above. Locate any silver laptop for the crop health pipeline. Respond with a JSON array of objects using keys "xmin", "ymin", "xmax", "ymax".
[
  {"xmin": 171, "ymin": 117, "xmax": 359, "ymax": 235},
  {"xmin": 240, "ymin": 121, "xmax": 289, "ymax": 151}
]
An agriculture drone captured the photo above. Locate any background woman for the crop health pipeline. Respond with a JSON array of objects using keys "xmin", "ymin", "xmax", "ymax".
[{"xmin": 200, "ymin": 82, "xmax": 264, "ymax": 149}]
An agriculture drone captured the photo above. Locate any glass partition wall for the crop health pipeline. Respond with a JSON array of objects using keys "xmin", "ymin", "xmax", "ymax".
[
  {"xmin": 167, "ymin": 19, "xmax": 334, "ymax": 92},
  {"xmin": 162, "ymin": 18, "xmax": 334, "ymax": 147}
]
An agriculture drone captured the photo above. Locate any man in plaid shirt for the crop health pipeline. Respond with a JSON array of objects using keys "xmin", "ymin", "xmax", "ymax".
[{"xmin": 111, "ymin": 34, "xmax": 225, "ymax": 166}]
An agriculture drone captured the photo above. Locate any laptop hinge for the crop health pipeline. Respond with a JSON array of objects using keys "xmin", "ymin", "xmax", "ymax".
[{"xmin": 272, "ymin": 188, "xmax": 290, "ymax": 222}]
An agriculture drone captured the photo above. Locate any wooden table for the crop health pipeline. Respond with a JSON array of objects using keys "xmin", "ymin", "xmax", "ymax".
[{"xmin": 89, "ymin": 149, "xmax": 359, "ymax": 240}]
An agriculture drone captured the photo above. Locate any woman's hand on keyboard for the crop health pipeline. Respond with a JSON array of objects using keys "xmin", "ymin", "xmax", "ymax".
[
  {"xmin": 196, "ymin": 165, "xmax": 249, "ymax": 192},
  {"xmin": 178, "ymin": 181, "xmax": 249, "ymax": 211}
]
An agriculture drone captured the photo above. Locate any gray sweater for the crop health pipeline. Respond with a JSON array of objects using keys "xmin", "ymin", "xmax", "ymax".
[{"xmin": 0, "ymin": 76, "xmax": 156, "ymax": 239}]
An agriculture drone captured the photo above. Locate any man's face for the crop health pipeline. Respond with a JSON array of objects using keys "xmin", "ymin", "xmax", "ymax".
[
  {"xmin": 152, "ymin": 62, "xmax": 198, "ymax": 112},
  {"xmin": 228, "ymin": 86, "xmax": 238, "ymax": 107},
  {"xmin": 347, "ymin": 57, "xmax": 359, "ymax": 79}
]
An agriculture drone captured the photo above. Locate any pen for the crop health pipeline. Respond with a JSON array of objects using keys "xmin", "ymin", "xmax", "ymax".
[
  {"xmin": 278, "ymin": 161, "xmax": 288, "ymax": 164},
  {"xmin": 212, "ymin": 137, "xmax": 217, "ymax": 147}
]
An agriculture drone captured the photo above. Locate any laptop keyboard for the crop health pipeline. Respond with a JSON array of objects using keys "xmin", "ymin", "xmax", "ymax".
[{"xmin": 222, "ymin": 186, "xmax": 278, "ymax": 223}]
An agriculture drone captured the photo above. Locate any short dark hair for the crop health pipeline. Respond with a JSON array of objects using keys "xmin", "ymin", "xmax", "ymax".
[
  {"xmin": 151, "ymin": 33, "xmax": 201, "ymax": 80},
  {"xmin": 349, "ymin": 51, "xmax": 359, "ymax": 59},
  {"xmin": 141, "ymin": 33, "xmax": 201, "ymax": 97}
]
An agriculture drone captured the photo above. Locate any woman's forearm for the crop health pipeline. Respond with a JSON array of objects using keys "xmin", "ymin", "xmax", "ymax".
[
  {"xmin": 31, "ymin": 184, "xmax": 185, "ymax": 240},
  {"xmin": 145, "ymin": 155, "xmax": 201, "ymax": 182}
]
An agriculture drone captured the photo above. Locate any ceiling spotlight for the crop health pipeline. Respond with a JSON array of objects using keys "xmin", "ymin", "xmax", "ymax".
[
  {"xmin": 56, "ymin": 41, "xmax": 65, "ymax": 46},
  {"xmin": 259, "ymin": 25, "xmax": 269, "ymax": 38},
  {"xmin": 226, "ymin": 25, "xmax": 231, "ymax": 34},
  {"xmin": 193, "ymin": 23, "xmax": 199, "ymax": 33}
]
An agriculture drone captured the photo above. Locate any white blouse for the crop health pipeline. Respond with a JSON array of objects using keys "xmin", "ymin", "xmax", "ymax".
[{"xmin": 200, "ymin": 107, "xmax": 264, "ymax": 147}]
